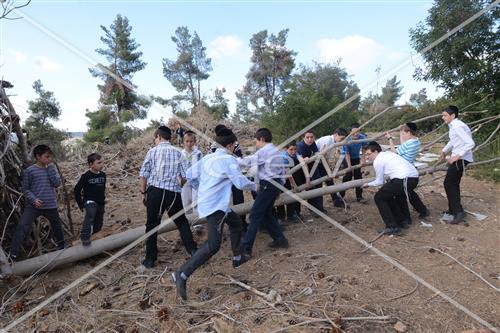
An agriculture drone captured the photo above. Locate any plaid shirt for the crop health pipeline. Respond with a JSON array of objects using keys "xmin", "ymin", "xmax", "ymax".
[{"xmin": 140, "ymin": 141, "xmax": 186, "ymax": 192}]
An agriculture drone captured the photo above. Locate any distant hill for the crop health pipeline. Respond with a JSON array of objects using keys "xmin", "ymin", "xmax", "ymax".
[{"xmin": 69, "ymin": 132, "xmax": 85, "ymax": 138}]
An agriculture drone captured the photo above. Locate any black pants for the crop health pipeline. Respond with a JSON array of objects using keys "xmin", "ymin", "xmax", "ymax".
[
  {"xmin": 340, "ymin": 158, "xmax": 363, "ymax": 199},
  {"xmin": 444, "ymin": 160, "xmax": 469, "ymax": 214},
  {"xmin": 81, "ymin": 202, "xmax": 105, "ymax": 240},
  {"xmin": 10, "ymin": 206, "xmax": 65, "ymax": 256},
  {"xmin": 318, "ymin": 164, "xmax": 342, "ymax": 204},
  {"xmin": 181, "ymin": 210, "xmax": 242, "ymax": 277},
  {"xmin": 232, "ymin": 185, "xmax": 247, "ymax": 226},
  {"xmin": 241, "ymin": 180, "xmax": 287, "ymax": 255},
  {"xmin": 275, "ymin": 179, "xmax": 300, "ymax": 219},
  {"xmin": 145, "ymin": 186, "xmax": 197, "ymax": 261},
  {"xmin": 408, "ymin": 187, "xmax": 427, "ymax": 214},
  {"xmin": 374, "ymin": 178, "xmax": 418, "ymax": 228}
]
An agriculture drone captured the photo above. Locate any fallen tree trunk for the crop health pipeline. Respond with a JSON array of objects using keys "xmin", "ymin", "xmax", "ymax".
[{"xmin": 8, "ymin": 157, "xmax": 500, "ymax": 276}]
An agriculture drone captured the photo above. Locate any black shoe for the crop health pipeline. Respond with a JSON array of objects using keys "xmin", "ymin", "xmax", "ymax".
[
  {"xmin": 399, "ymin": 219, "xmax": 411, "ymax": 229},
  {"xmin": 171, "ymin": 272, "xmax": 187, "ymax": 300},
  {"xmin": 81, "ymin": 239, "xmax": 91, "ymax": 247},
  {"xmin": 233, "ymin": 253, "xmax": 251, "ymax": 268},
  {"xmin": 142, "ymin": 258, "xmax": 156, "ymax": 269},
  {"xmin": 379, "ymin": 227, "xmax": 402, "ymax": 236},
  {"xmin": 446, "ymin": 211, "xmax": 466, "ymax": 225},
  {"xmin": 356, "ymin": 197, "xmax": 368, "ymax": 204},
  {"xmin": 418, "ymin": 209, "xmax": 430, "ymax": 220},
  {"xmin": 268, "ymin": 238, "xmax": 289, "ymax": 249}
]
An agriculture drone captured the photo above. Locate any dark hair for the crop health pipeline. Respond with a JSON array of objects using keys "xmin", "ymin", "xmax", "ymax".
[
  {"xmin": 155, "ymin": 126, "xmax": 171, "ymax": 140},
  {"xmin": 365, "ymin": 141, "xmax": 382, "ymax": 153},
  {"xmin": 215, "ymin": 128, "xmax": 237, "ymax": 147},
  {"xmin": 285, "ymin": 140, "xmax": 297, "ymax": 149},
  {"xmin": 304, "ymin": 129, "xmax": 314, "ymax": 136},
  {"xmin": 401, "ymin": 122, "xmax": 417, "ymax": 135},
  {"xmin": 350, "ymin": 122, "xmax": 360, "ymax": 129},
  {"xmin": 184, "ymin": 130, "xmax": 196, "ymax": 140},
  {"xmin": 214, "ymin": 124, "xmax": 227, "ymax": 135},
  {"xmin": 87, "ymin": 153, "xmax": 102, "ymax": 165},
  {"xmin": 255, "ymin": 128, "xmax": 272, "ymax": 142},
  {"xmin": 444, "ymin": 105, "xmax": 459, "ymax": 118},
  {"xmin": 33, "ymin": 144, "xmax": 52, "ymax": 158},
  {"xmin": 334, "ymin": 128, "xmax": 348, "ymax": 137}
]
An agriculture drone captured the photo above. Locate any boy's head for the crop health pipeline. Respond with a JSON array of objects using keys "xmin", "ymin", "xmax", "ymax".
[
  {"xmin": 154, "ymin": 126, "xmax": 171, "ymax": 143},
  {"xmin": 400, "ymin": 122, "xmax": 417, "ymax": 138},
  {"xmin": 183, "ymin": 131, "xmax": 196, "ymax": 151},
  {"xmin": 303, "ymin": 130, "xmax": 315, "ymax": 145},
  {"xmin": 214, "ymin": 124, "xmax": 227, "ymax": 135},
  {"xmin": 333, "ymin": 128, "xmax": 348, "ymax": 142},
  {"xmin": 442, "ymin": 105, "xmax": 459, "ymax": 124},
  {"xmin": 87, "ymin": 153, "xmax": 104, "ymax": 171},
  {"xmin": 350, "ymin": 123, "xmax": 361, "ymax": 139},
  {"xmin": 364, "ymin": 141, "xmax": 382, "ymax": 161},
  {"xmin": 33, "ymin": 144, "xmax": 53, "ymax": 165},
  {"xmin": 254, "ymin": 128, "xmax": 272, "ymax": 148},
  {"xmin": 215, "ymin": 128, "xmax": 237, "ymax": 150},
  {"xmin": 285, "ymin": 141, "xmax": 297, "ymax": 156}
]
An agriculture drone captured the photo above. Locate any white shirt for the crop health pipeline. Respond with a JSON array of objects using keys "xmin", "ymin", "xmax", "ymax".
[
  {"xmin": 316, "ymin": 135, "xmax": 342, "ymax": 160},
  {"xmin": 367, "ymin": 151, "xmax": 419, "ymax": 187},
  {"xmin": 443, "ymin": 118, "xmax": 475, "ymax": 162},
  {"xmin": 238, "ymin": 143, "xmax": 285, "ymax": 184},
  {"xmin": 186, "ymin": 148, "xmax": 256, "ymax": 218}
]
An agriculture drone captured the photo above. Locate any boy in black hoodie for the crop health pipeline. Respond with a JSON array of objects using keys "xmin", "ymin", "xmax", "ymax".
[{"xmin": 74, "ymin": 153, "xmax": 106, "ymax": 246}]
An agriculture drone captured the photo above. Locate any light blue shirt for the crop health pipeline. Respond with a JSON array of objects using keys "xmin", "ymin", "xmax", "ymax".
[
  {"xmin": 187, "ymin": 148, "xmax": 256, "ymax": 218},
  {"xmin": 238, "ymin": 143, "xmax": 285, "ymax": 184},
  {"xmin": 397, "ymin": 138, "xmax": 421, "ymax": 163}
]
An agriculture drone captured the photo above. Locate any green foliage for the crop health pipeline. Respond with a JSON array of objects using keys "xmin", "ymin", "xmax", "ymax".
[
  {"xmin": 24, "ymin": 80, "xmax": 68, "ymax": 157},
  {"xmin": 207, "ymin": 88, "xmax": 229, "ymax": 120},
  {"xmin": 359, "ymin": 75, "xmax": 403, "ymax": 114},
  {"xmin": 87, "ymin": 14, "xmax": 150, "ymax": 143},
  {"xmin": 244, "ymin": 29, "xmax": 297, "ymax": 115},
  {"xmin": 409, "ymin": 0, "xmax": 499, "ymax": 100},
  {"xmin": 162, "ymin": 26, "xmax": 212, "ymax": 107},
  {"xmin": 262, "ymin": 63, "xmax": 360, "ymax": 142},
  {"xmin": 231, "ymin": 90, "xmax": 259, "ymax": 125}
]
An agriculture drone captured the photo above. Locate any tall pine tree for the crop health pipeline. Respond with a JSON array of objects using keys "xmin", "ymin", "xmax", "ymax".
[{"xmin": 86, "ymin": 14, "xmax": 150, "ymax": 143}]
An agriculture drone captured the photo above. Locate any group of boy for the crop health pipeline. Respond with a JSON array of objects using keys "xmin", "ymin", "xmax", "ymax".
[{"xmin": 8, "ymin": 106, "xmax": 474, "ymax": 301}]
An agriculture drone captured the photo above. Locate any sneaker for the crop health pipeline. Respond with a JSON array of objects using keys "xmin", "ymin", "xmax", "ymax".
[
  {"xmin": 171, "ymin": 272, "xmax": 187, "ymax": 300},
  {"xmin": 446, "ymin": 211, "xmax": 466, "ymax": 225},
  {"xmin": 81, "ymin": 239, "xmax": 91, "ymax": 247},
  {"xmin": 378, "ymin": 227, "xmax": 402, "ymax": 236},
  {"xmin": 441, "ymin": 211, "xmax": 454, "ymax": 221},
  {"xmin": 142, "ymin": 258, "xmax": 156, "ymax": 269},
  {"xmin": 268, "ymin": 238, "xmax": 289, "ymax": 249},
  {"xmin": 418, "ymin": 209, "xmax": 430, "ymax": 220},
  {"xmin": 232, "ymin": 253, "xmax": 251, "ymax": 268}
]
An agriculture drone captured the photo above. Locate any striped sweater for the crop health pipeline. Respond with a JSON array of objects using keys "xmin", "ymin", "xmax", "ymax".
[
  {"xmin": 22, "ymin": 164, "xmax": 61, "ymax": 209},
  {"xmin": 397, "ymin": 138, "xmax": 421, "ymax": 163}
]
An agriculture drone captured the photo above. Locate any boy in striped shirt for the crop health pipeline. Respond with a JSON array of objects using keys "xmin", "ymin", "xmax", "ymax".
[{"xmin": 9, "ymin": 145, "xmax": 65, "ymax": 260}]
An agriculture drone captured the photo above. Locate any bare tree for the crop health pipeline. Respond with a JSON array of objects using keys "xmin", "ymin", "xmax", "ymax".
[{"xmin": 0, "ymin": 0, "xmax": 32, "ymax": 20}]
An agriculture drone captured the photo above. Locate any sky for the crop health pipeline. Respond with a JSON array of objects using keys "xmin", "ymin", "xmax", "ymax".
[{"xmin": 0, "ymin": 0, "xmax": 442, "ymax": 132}]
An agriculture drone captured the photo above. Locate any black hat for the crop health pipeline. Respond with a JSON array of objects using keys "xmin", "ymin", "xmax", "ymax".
[
  {"xmin": 214, "ymin": 124, "xmax": 227, "ymax": 135},
  {"xmin": 405, "ymin": 122, "xmax": 417, "ymax": 132}
]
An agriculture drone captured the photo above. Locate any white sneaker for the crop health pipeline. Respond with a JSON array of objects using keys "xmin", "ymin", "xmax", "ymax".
[{"xmin": 441, "ymin": 213, "xmax": 454, "ymax": 221}]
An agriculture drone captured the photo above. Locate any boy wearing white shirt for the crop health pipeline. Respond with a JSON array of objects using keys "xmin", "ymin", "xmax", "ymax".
[
  {"xmin": 181, "ymin": 131, "xmax": 203, "ymax": 215},
  {"xmin": 440, "ymin": 105, "xmax": 475, "ymax": 224},
  {"xmin": 172, "ymin": 128, "xmax": 257, "ymax": 300},
  {"xmin": 363, "ymin": 142, "xmax": 420, "ymax": 235}
]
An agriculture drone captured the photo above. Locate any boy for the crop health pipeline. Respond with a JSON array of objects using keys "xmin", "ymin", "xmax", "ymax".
[
  {"xmin": 440, "ymin": 105, "xmax": 475, "ymax": 224},
  {"xmin": 74, "ymin": 153, "xmax": 106, "ymax": 246},
  {"xmin": 238, "ymin": 128, "xmax": 290, "ymax": 259},
  {"xmin": 315, "ymin": 128, "xmax": 348, "ymax": 208},
  {"xmin": 385, "ymin": 122, "xmax": 429, "ymax": 219},
  {"xmin": 340, "ymin": 123, "xmax": 367, "ymax": 203},
  {"xmin": 276, "ymin": 141, "xmax": 301, "ymax": 222},
  {"xmin": 139, "ymin": 126, "xmax": 197, "ymax": 269},
  {"xmin": 296, "ymin": 130, "xmax": 324, "ymax": 213},
  {"xmin": 363, "ymin": 142, "xmax": 419, "ymax": 235},
  {"xmin": 181, "ymin": 131, "xmax": 203, "ymax": 215},
  {"xmin": 9, "ymin": 145, "xmax": 65, "ymax": 260},
  {"xmin": 172, "ymin": 128, "xmax": 257, "ymax": 300},
  {"xmin": 175, "ymin": 123, "xmax": 184, "ymax": 146}
]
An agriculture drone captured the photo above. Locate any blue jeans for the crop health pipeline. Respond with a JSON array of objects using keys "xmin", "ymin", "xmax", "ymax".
[
  {"xmin": 240, "ymin": 180, "xmax": 287, "ymax": 255},
  {"xmin": 80, "ymin": 201, "xmax": 105, "ymax": 240}
]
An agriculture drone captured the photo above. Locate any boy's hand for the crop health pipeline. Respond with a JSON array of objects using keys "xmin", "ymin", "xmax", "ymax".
[
  {"xmin": 448, "ymin": 155, "xmax": 460, "ymax": 164},
  {"xmin": 34, "ymin": 199, "xmax": 43, "ymax": 208},
  {"xmin": 439, "ymin": 151, "xmax": 446, "ymax": 161}
]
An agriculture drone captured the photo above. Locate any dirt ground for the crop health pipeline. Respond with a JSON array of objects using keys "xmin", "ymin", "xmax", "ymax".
[{"xmin": 1, "ymin": 142, "xmax": 499, "ymax": 333}]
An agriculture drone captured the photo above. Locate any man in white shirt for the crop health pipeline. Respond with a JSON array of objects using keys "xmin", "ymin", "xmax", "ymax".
[
  {"xmin": 171, "ymin": 128, "xmax": 257, "ymax": 300},
  {"xmin": 363, "ymin": 141, "xmax": 420, "ymax": 235},
  {"xmin": 440, "ymin": 105, "xmax": 475, "ymax": 224}
]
